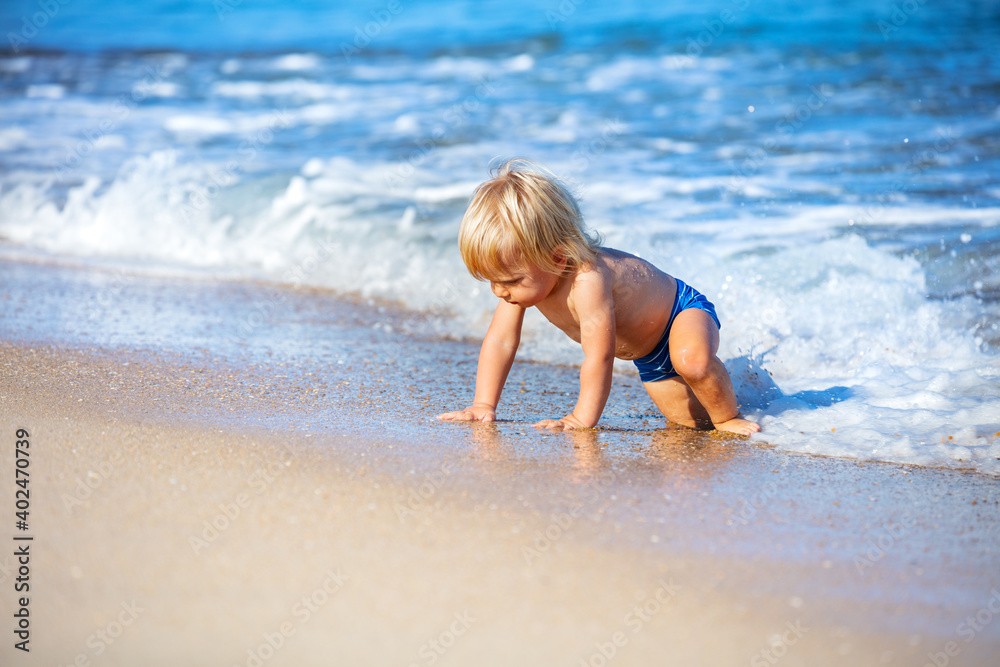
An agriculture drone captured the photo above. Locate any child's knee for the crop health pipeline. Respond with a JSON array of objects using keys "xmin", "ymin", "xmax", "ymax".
[{"xmin": 671, "ymin": 349, "xmax": 717, "ymax": 383}]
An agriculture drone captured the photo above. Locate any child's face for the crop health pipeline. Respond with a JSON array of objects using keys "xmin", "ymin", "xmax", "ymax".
[{"xmin": 486, "ymin": 261, "xmax": 560, "ymax": 308}]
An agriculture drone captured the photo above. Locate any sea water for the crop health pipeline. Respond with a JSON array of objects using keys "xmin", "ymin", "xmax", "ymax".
[{"xmin": 1, "ymin": 0, "xmax": 998, "ymax": 472}]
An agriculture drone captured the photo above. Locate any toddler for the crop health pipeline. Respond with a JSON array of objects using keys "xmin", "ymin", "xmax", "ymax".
[{"xmin": 437, "ymin": 159, "xmax": 759, "ymax": 436}]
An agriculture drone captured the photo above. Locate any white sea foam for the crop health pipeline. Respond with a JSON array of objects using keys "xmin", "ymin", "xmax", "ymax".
[
  {"xmin": 505, "ymin": 54, "xmax": 535, "ymax": 72},
  {"xmin": 425, "ymin": 56, "xmax": 495, "ymax": 78},
  {"xmin": 702, "ymin": 236, "xmax": 1000, "ymax": 472},
  {"xmin": 651, "ymin": 138, "xmax": 698, "ymax": 154},
  {"xmin": 211, "ymin": 79, "xmax": 347, "ymax": 100},
  {"xmin": 272, "ymin": 53, "xmax": 321, "ymax": 71},
  {"xmin": 143, "ymin": 82, "xmax": 182, "ymax": 98},
  {"xmin": 26, "ymin": 84, "xmax": 64, "ymax": 99},
  {"xmin": 0, "ymin": 56, "xmax": 31, "ymax": 73},
  {"xmin": 413, "ymin": 182, "xmax": 481, "ymax": 202},
  {"xmin": 91, "ymin": 134, "xmax": 127, "ymax": 150},
  {"xmin": 0, "ymin": 127, "xmax": 28, "ymax": 150},
  {"xmin": 164, "ymin": 115, "xmax": 236, "ymax": 135}
]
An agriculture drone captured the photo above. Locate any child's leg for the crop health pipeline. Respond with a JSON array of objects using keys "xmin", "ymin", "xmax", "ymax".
[
  {"xmin": 642, "ymin": 376, "xmax": 712, "ymax": 429},
  {"xmin": 642, "ymin": 309, "xmax": 760, "ymax": 435}
]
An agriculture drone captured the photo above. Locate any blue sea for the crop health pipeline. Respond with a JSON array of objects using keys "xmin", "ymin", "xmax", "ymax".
[{"xmin": 1, "ymin": 0, "xmax": 999, "ymax": 472}]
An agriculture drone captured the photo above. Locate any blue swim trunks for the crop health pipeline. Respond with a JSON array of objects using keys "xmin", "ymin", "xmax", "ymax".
[{"xmin": 632, "ymin": 278, "xmax": 721, "ymax": 383}]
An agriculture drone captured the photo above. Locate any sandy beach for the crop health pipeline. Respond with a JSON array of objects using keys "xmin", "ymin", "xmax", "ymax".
[{"xmin": 1, "ymin": 258, "xmax": 998, "ymax": 666}]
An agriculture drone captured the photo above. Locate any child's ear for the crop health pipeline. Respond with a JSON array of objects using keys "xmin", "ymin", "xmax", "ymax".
[{"xmin": 552, "ymin": 246, "xmax": 568, "ymax": 268}]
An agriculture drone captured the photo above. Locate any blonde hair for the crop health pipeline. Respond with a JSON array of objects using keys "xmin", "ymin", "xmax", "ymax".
[{"xmin": 458, "ymin": 158, "xmax": 602, "ymax": 280}]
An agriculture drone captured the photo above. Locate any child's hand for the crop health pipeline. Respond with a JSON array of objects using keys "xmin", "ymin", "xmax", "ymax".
[
  {"xmin": 437, "ymin": 403, "xmax": 496, "ymax": 423},
  {"xmin": 534, "ymin": 414, "xmax": 591, "ymax": 431}
]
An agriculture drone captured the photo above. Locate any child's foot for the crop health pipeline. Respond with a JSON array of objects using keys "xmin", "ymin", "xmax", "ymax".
[{"xmin": 713, "ymin": 417, "xmax": 760, "ymax": 436}]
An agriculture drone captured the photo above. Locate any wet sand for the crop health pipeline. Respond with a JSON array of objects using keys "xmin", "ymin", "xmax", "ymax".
[{"xmin": 1, "ymin": 257, "xmax": 999, "ymax": 666}]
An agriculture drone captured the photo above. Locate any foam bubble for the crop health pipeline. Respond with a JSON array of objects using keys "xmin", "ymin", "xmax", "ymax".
[
  {"xmin": 0, "ymin": 127, "xmax": 28, "ymax": 150},
  {"xmin": 144, "ymin": 82, "xmax": 182, "ymax": 98},
  {"xmin": 165, "ymin": 115, "xmax": 235, "ymax": 135},
  {"xmin": 211, "ymin": 79, "xmax": 346, "ymax": 100},
  {"xmin": 506, "ymin": 54, "xmax": 534, "ymax": 72},
  {"xmin": 272, "ymin": 53, "xmax": 321, "ymax": 71},
  {"xmin": 26, "ymin": 84, "xmax": 65, "ymax": 99},
  {"xmin": 0, "ymin": 57, "xmax": 31, "ymax": 73}
]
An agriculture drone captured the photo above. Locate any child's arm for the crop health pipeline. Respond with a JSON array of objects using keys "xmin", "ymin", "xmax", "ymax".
[
  {"xmin": 535, "ymin": 272, "xmax": 615, "ymax": 430},
  {"xmin": 437, "ymin": 300, "xmax": 525, "ymax": 423}
]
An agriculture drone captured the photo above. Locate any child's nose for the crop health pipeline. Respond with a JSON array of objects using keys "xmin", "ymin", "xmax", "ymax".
[{"xmin": 491, "ymin": 282, "xmax": 508, "ymax": 298}]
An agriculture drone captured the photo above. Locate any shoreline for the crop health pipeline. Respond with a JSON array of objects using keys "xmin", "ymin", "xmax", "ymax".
[{"xmin": 3, "ymin": 252, "xmax": 998, "ymax": 476}]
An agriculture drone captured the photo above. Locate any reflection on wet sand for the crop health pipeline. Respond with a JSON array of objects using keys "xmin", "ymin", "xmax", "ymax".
[
  {"xmin": 460, "ymin": 420, "xmax": 746, "ymax": 494},
  {"xmin": 643, "ymin": 426, "xmax": 742, "ymax": 470}
]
